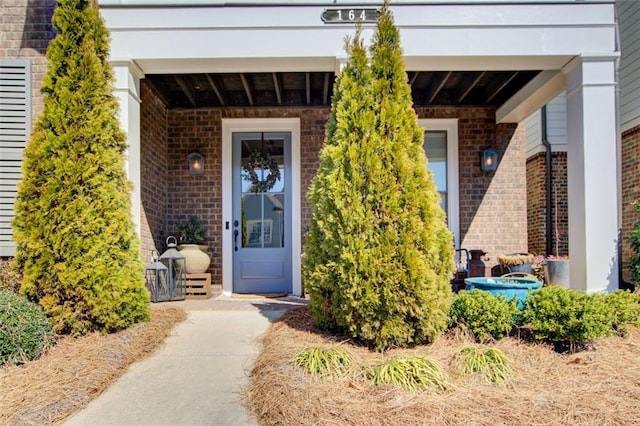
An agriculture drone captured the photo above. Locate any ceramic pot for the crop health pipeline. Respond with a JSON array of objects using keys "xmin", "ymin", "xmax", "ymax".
[{"xmin": 179, "ymin": 244, "xmax": 210, "ymax": 274}]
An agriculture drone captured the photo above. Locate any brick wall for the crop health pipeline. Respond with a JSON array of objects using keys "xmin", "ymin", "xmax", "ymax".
[
  {"xmin": 0, "ymin": 0, "xmax": 56, "ymax": 122},
  {"xmin": 526, "ymin": 151, "xmax": 568, "ymax": 257},
  {"xmin": 415, "ymin": 107, "xmax": 528, "ymax": 267},
  {"xmin": 140, "ymin": 80, "xmax": 169, "ymax": 261},
  {"xmin": 165, "ymin": 107, "xmax": 330, "ymax": 285},
  {"xmin": 622, "ymin": 125, "xmax": 640, "ymax": 279},
  {"xmin": 158, "ymin": 105, "xmax": 529, "ymax": 284}
]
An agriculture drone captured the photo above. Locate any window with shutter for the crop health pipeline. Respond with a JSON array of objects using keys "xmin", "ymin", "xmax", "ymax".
[{"xmin": 0, "ymin": 59, "xmax": 31, "ymax": 257}]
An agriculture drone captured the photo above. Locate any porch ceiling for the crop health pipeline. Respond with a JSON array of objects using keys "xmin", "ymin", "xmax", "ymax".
[{"xmin": 146, "ymin": 70, "xmax": 542, "ymax": 109}]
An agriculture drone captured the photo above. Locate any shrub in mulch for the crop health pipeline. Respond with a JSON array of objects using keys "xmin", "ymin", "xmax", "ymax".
[
  {"xmin": 0, "ymin": 306, "xmax": 186, "ymax": 425},
  {"xmin": 245, "ymin": 306, "xmax": 640, "ymax": 425}
]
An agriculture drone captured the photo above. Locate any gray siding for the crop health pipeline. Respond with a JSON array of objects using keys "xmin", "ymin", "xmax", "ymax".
[
  {"xmin": 0, "ymin": 59, "xmax": 30, "ymax": 257},
  {"xmin": 619, "ymin": 0, "xmax": 640, "ymax": 131}
]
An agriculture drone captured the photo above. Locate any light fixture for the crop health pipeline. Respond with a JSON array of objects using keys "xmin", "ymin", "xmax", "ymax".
[
  {"xmin": 187, "ymin": 152, "xmax": 204, "ymax": 175},
  {"xmin": 481, "ymin": 148, "xmax": 498, "ymax": 172}
]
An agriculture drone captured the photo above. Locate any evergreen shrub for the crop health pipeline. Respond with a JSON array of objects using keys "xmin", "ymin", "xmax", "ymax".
[
  {"xmin": 521, "ymin": 286, "xmax": 614, "ymax": 346},
  {"xmin": 12, "ymin": 0, "xmax": 150, "ymax": 335},
  {"xmin": 606, "ymin": 290, "xmax": 640, "ymax": 333},
  {"xmin": 0, "ymin": 288, "xmax": 54, "ymax": 365},
  {"xmin": 303, "ymin": 1, "xmax": 454, "ymax": 351},
  {"xmin": 449, "ymin": 290, "xmax": 518, "ymax": 342}
]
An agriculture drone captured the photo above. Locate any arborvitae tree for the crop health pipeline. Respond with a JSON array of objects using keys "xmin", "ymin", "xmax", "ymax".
[
  {"xmin": 303, "ymin": 3, "xmax": 454, "ymax": 351},
  {"xmin": 12, "ymin": 0, "xmax": 150, "ymax": 335}
]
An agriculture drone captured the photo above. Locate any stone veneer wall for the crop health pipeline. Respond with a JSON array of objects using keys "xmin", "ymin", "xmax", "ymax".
[
  {"xmin": 622, "ymin": 125, "xmax": 640, "ymax": 279},
  {"xmin": 526, "ymin": 151, "xmax": 568, "ymax": 257},
  {"xmin": 139, "ymin": 80, "xmax": 169, "ymax": 261},
  {"xmin": 159, "ymin": 105, "xmax": 528, "ymax": 284}
]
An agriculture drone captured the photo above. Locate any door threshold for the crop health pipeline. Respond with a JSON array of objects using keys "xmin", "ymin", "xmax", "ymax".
[{"xmin": 231, "ymin": 292, "xmax": 289, "ymax": 299}]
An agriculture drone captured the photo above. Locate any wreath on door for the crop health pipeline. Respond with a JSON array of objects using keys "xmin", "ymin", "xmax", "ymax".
[{"xmin": 242, "ymin": 150, "xmax": 281, "ymax": 193}]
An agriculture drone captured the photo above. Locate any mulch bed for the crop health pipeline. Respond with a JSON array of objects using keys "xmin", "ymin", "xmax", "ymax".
[
  {"xmin": 0, "ymin": 306, "xmax": 186, "ymax": 426},
  {"xmin": 246, "ymin": 306, "xmax": 640, "ymax": 425}
]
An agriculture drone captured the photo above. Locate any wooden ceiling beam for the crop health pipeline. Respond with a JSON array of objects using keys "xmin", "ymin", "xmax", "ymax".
[
  {"xmin": 457, "ymin": 71, "xmax": 486, "ymax": 103},
  {"xmin": 174, "ymin": 75, "xmax": 196, "ymax": 107},
  {"xmin": 306, "ymin": 72, "xmax": 311, "ymax": 105},
  {"xmin": 272, "ymin": 73, "xmax": 282, "ymax": 106},
  {"xmin": 239, "ymin": 73, "xmax": 254, "ymax": 106},
  {"xmin": 486, "ymin": 71, "xmax": 519, "ymax": 103},
  {"xmin": 205, "ymin": 74, "xmax": 225, "ymax": 106},
  {"xmin": 429, "ymin": 71, "xmax": 452, "ymax": 104},
  {"xmin": 409, "ymin": 71, "xmax": 420, "ymax": 87}
]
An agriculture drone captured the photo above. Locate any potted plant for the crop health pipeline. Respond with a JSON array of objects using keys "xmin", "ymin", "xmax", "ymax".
[
  {"xmin": 497, "ymin": 253, "xmax": 536, "ymax": 274},
  {"xmin": 176, "ymin": 216, "xmax": 210, "ymax": 274}
]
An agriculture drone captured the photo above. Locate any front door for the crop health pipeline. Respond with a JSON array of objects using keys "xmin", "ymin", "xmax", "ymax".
[{"xmin": 232, "ymin": 132, "xmax": 292, "ymax": 294}]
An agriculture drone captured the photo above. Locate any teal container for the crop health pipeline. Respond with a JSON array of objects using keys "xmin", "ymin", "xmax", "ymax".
[{"xmin": 464, "ymin": 277, "xmax": 542, "ymax": 309}]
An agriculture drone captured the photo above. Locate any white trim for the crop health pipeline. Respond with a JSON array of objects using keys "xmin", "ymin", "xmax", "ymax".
[
  {"xmin": 222, "ymin": 118, "xmax": 301, "ymax": 296},
  {"xmin": 418, "ymin": 118, "xmax": 460, "ymax": 249}
]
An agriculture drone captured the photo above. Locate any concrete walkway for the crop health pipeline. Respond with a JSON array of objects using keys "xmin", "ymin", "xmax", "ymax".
[{"xmin": 64, "ymin": 297, "xmax": 307, "ymax": 426}]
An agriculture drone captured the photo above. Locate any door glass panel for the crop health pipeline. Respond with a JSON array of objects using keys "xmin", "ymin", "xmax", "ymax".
[
  {"xmin": 240, "ymin": 134, "xmax": 285, "ymax": 248},
  {"xmin": 423, "ymin": 131, "xmax": 448, "ymax": 213}
]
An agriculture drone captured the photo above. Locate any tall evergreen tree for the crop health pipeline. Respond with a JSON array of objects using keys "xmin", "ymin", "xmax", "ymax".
[
  {"xmin": 12, "ymin": 0, "xmax": 150, "ymax": 335},
  {"xmin": 303, "ymin": 3, "xmax": 454, "ymax": 351}
]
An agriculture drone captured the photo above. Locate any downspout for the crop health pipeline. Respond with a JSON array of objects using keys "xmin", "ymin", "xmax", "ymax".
[
  {"xmin": 541, "ymin": 105, "xmax": 553, "ymax": 257},
  {"xmin": 614, "ymin": 8, "xmax": 624, "ymax": 288}
]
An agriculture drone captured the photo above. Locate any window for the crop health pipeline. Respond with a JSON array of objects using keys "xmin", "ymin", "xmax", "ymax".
[
  {"xmin": 419, "ymin": 119, "xmax": 459, "ymax": 248},
  {"xmin": 0, "ymin": 59, "xmax": 31, "ymax": 257}
]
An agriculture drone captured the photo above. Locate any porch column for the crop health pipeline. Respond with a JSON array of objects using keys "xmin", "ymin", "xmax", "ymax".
[
  {"xmin": 563, "ymin": 55, "xmax": 619, "ymax": 293},
  {"xmin": 112, "ymin": 60, "xmax": 144, "ymax": 236}
]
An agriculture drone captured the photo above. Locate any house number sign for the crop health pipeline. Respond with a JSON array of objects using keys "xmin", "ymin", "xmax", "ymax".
[{"xmin": 321, "ymin": 8, "xmax": 379, "ymax": 24}]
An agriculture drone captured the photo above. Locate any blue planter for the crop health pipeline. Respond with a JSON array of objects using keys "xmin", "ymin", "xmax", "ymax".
[{"xmin": 464, "ymin": 277, "xmax": 542, "ymax": 309}]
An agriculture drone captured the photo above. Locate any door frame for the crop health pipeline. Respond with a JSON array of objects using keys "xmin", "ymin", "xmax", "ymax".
[{"xmin": 222, "ymin": 118, "xmax": 301, "ymax": 297}]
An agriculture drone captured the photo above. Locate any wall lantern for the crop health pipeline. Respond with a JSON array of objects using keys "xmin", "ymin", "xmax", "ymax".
[
  {"xmin": 187, "ymin": 151, "xmax": 204, "ymax": 175},
  {"xmin": 481, "ymin": 148, "xmax": 499, "ymax": 172}
]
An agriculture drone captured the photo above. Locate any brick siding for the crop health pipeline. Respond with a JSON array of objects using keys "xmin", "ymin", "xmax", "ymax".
[
  {"xmin": 622, "ymin": 125, "xmax": 640, "ymax": 279},
  {"xmin": 151, "ymin": 105, "xmax": 528, "ymax": 283},
  {"xmin": 526, "ymin": 151, "xmax": 568, "ymax": 257},
  {"xmin": 140, "ymin": 80, "xmax": 169, "ymax": 261},
  {"xmin": 415, "ymin": 107, "xmax": 528, "ymax": 267}
]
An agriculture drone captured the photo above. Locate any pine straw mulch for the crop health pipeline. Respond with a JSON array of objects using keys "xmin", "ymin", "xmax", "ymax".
[
  {"xmin": 0, "ymin": 306, "xmax": 187, "ymax": 426},
  {"xmin": 246, "ymin": 307, "xmax": 640, "ymax": 426}
]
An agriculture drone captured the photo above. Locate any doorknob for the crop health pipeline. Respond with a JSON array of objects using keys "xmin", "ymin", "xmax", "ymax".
[{"xmin": 234, "ymin": 229, "xmax": 239, "ymax": 252}]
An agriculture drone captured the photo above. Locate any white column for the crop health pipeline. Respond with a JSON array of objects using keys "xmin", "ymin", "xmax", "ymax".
[
  {"xmin": 112, "ymin": 60, "xmax": 144, "ymax": 236},
  {"xmin": 563, "ymin": 54, "xmax": 619, "ymax": 293}
]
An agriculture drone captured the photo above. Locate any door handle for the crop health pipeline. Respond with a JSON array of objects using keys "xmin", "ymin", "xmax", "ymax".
[{"xmin": 234, "ymin": 229, "xmax": 239, "ymax": 252}]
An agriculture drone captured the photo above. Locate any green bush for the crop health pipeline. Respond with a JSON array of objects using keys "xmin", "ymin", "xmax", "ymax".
[
  {"xmin": 521, "ymin": 286, "xmax": 614, "ymax": 347},
  {"xmin": 0, "ymin": 288, "xmax": 54, "ymax": 365},
  {"xmin": 363, "ymin": 356, "xmax": 450, "ymax": 392},
  {"xmin": 12, "ymin": 0, "xmax": 150, "ymax": 335},
  {"xmin": 451, "ymin": 346, "xmax": 513, "ymax": 385},
  {"xmin": 606, "ymin": 290, "xmax": 640, "ymax": 333},
  {"xmin": 449, "ymin": 290, "xmax": 518, "ymax": 342},
  {"xmin": 293, "ymin": 347, "xmax": 354, "ymax": 378},
  {"xmin": 303, "ymin": 2, "xmax": 454, "ymax": 351}
]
